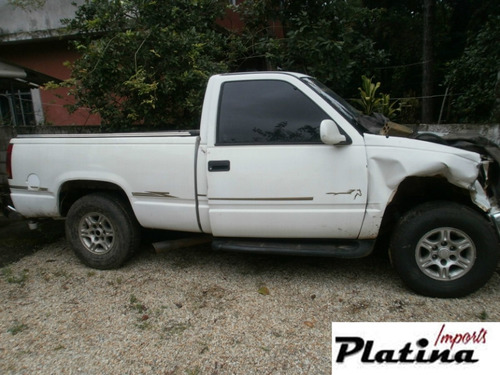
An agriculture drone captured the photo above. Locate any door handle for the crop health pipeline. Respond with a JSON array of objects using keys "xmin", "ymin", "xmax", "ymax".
[{"xmin": 208, "ymin": 160, "xmax": 230, "ymax": 172}]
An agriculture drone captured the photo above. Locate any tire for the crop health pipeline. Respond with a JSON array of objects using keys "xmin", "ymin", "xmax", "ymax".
[
  {"xmin": 65, "ymin": 193, "xmax": 141, "ymax": 269},
  {"xmin": 389, "ymin": 201, "xmax": 499, "ymax": 298}
]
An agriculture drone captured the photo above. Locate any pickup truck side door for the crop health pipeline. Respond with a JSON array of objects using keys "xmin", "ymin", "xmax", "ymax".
[{"xmin": 205, "ymin": 76, "xmax": 368, "ymax": 238}]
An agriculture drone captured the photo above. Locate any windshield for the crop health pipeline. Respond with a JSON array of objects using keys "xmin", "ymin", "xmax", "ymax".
[{"xmin": 302, "ymin": 77, "xmax": 367, "ymax": 133}]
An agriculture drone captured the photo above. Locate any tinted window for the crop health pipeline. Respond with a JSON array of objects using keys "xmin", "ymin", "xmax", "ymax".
[{"xmin": 217, "ymin": 80, "xmax": 328, "ymax": 144}]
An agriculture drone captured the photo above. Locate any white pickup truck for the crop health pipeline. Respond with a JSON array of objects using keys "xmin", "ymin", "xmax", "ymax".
[{"xmin": 5, "ymin": 72, "xmax": 500, "ymax": 297}]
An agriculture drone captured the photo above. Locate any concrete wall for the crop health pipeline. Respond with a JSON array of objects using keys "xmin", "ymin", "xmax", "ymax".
[
  {"xmin": 420, "ymin": 123, "xmax": 500, "ymax": 143},
  {"xmin": 0, "ymin": 0, "xmax": 85, "ymax": 43}
]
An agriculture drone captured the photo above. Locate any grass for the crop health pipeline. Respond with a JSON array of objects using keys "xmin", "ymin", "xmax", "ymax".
[
  {"xmin": 2, "ymin": 267, "xmax": 29, "ymax": 285},
  {"xmin": 128, "ymin": 294, "xmax": 152, "ymax": 329},
  {"xmin": 129, "ymin": 294, "xmax": 147, "ymax": 313},
  {"xmin": 136, "ymin": 319, "xmax": 152, "ymax": 330},
  {"xmin": 107, "ymin": 275, "xmax": 123, "ymax": 286},
  {"xmin": 52, "ymin": 269, "xmax": 70, "ymax": 278},
  {"xmin": 164, "ymin": 322, "xmax": 190, "ymax": 337},
  {"xmin": 478, "ymin": 309, "xmax": 489, "ymax": 320},
  {"xmin": 8, "ymin": 320, "xmax": 28, "ymax": 335}
]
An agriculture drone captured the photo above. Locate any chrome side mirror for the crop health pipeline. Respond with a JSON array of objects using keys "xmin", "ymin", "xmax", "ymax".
[{"xmin": 320, "ymin": 119, "xmax": 347, "ymax": 145}]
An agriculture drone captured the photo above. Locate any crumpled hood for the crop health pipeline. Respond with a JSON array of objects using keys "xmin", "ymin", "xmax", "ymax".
[{"xmin": 364, "ymin": 133, "xmax": 481, "ymax": 193}]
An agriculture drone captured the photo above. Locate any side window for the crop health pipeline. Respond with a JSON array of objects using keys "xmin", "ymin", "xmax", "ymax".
[{"xmin": 217, "ymin": 80, "xmax": 329, "ymax": 144}]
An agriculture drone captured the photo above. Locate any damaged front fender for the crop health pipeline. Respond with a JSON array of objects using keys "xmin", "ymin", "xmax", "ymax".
[
  {"xmin": 470, "ymin": 180, "xmax": 491, "ymax": 212},
  {"xmin": 359, "ymin": 134, "xmax": 492, "ymax": 238}
]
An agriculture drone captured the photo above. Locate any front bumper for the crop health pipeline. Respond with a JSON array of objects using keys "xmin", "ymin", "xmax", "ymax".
[{"xmin": 489, "ymin": 210, "xmax": 500, "ymax": 239}]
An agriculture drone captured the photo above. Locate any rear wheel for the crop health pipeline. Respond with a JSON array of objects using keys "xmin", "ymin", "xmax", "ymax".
[
  {"xmin": 390, "ymin": 201, "xmax": 499, "ymax": 298},
  {"xmin": 66, "ymin": 193, "xmax": 140, "ymax": 269}
]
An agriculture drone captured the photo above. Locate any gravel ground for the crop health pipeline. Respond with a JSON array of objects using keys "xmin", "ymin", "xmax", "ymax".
[{"xmin": 0, "ymin": 237, "xmax": 499, "ymax": 375}]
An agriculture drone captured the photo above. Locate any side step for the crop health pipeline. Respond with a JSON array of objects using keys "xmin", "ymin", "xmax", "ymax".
[{"xmin": 212, "ymin": 238, "xmax": 374, "ymax": 259}]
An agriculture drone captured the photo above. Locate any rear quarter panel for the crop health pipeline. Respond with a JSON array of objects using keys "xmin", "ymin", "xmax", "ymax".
[{"xmin": 9, "ymin": 135, "xmax": 199, "ymax": 232}]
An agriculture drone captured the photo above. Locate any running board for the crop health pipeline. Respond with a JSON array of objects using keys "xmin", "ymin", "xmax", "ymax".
[{"xmin": 212, "ymin": 239, "xmax": 374, "ymax": 259}]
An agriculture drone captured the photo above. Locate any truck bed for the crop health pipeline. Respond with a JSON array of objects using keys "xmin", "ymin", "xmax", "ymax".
[{"xmin": 9, "ymin": 132, "xmax": 201, "ymax": 232}]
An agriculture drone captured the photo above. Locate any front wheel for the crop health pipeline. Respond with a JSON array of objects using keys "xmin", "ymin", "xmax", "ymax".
[
  {"xmin": 390, "ymin": 201, "xmax": 499, "ymax": 298},
  {"xmin": 65, "ymin": 193, "xmax": 141, "ymax": 269}
]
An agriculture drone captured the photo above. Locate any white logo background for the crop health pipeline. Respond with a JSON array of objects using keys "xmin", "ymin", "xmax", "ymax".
[{"xmin": 331, "ymin": 322, "xmax": 500, "ymax": 375}]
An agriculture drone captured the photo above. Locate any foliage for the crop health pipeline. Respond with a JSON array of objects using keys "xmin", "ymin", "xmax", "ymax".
[
  {"xmin": 445, "ymin": 14, "xmax": 500, "ymax": 123},
  {"xmin": 379, "ymin": 93, "xmax": 401, "ymax": 120},
  {"xmin": 352, "ymin": 75, "xmax": 400, "ymax": 119},
  {"xmin": 42, "ymin": 0, "xmax": 500, "ymax": 126},
  {"xmin": 234, "ymin": 0, "xmax": 386, "ymax": 96},
  {"xmin": 57, "ymin": 0, "xmax": 240, "ymax": 130},
  {"xmin": 352, "ymin": 75, "xmax": 381, "ymax": 115},
  {"xmin": 362, "ymin": 0, "xmax": 500, "ymax": 123}
]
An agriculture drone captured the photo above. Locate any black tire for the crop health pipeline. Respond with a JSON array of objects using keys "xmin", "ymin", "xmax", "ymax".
[
  {"xmin": 389, "ymin": 201, "xmax": 499, "ymax": 298},
  {"xmin": 65, "ymin": 193, "xmax": 141, "ymax": 269}
]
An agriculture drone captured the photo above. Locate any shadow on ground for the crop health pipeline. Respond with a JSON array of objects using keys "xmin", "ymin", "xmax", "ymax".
[
  {"xmin": 0, "ymin": 214, "xmax": 202, "ymax": 268},
  {"xmin": 0, "ymin": 214, "xmax": 66, "ymax": 267}
]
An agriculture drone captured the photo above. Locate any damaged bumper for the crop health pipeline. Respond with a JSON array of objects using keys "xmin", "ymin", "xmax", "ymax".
[
  {"xmin": 470, "ymin": 171, "xmax": 500, "ymax": 239},
  {"xmin": 489, "ymin": 210, "xmax": 500, "ymax": 238}
]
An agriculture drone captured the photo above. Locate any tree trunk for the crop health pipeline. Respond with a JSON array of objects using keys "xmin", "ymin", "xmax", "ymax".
[
  {"xmin": 422, "ymin": 0, "xmax": 435, "ymax": 123},
  {"xmin": 495, "ymin": 71, "xmax": 500, "ymax": 123}
]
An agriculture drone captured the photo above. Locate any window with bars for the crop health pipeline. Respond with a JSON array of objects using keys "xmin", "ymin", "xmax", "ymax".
[{"xmin": 0, "ymin": 89, "xmax": 41, "ymax": 126}]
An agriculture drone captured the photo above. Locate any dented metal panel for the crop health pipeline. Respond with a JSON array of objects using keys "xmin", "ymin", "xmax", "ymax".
[{"xmin": 359, "ymin": 134, "xmax": 483, "ymax": 238}]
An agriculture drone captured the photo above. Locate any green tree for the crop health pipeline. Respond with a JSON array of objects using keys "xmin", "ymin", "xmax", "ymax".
[
  {"xmin": 48, "ymin": 0, "xmax": 499, "ymax": 127},
  {"xmin": 60, "ymin": 0, "xmax": 239, "ymax": 130},
  {"xmin": 362, "ymin": 0, "xmax": 500, "ymax": 123},
  {"xmin": 234, "ymin": 0, "xmax": 385, "ymax": 96},
  {"xmin": 445, "ymin": 13, "xmax": 500, "ymax": 123}
]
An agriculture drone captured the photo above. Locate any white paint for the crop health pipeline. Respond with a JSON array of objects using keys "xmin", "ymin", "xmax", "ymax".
[{"xmin": 8, "ymin": 72, "xmax": 491, "ymax": 242}]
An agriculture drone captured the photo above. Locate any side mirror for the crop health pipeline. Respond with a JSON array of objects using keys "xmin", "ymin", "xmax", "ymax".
[{"xmin": 320, "ymin": 119, "xmax": 347, "ymax": 145}]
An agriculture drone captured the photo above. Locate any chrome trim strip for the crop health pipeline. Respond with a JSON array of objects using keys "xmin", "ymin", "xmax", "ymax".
[
  {"xmin": 132, "ymin": 192, "xmax": 178, "ymax": 198},
  {"xmin": 208, "ymin": 197, "xmax": 314, "ymax": 201},
  {"xmin": 9, "ymin": 185, "xmax": 48, "ymax": 192},
  {"xmin": 9, "ymin": 185, "xmax": 28, "ymax": 190},
  {"xmin": 17, "ymin": 131, "xmax": 194, "ymax": 138}
]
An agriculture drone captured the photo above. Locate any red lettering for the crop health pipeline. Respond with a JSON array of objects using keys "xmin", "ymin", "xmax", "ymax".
[
  {"xmin": 434, "ymin": 324, "xmax": 487, "ymax": 350},
  {"xmin": 434, "ymin": 324, "xmax": 445, "ymax": 346}
]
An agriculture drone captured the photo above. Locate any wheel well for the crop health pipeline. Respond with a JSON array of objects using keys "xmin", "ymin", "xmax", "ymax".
[
  {"xmin": 59, "ymin": 180, "xmax": 130, "ymax": 217},
  {"xmin": 377, "ymin": 176, "xmax": 474, "ymax": 243}
]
